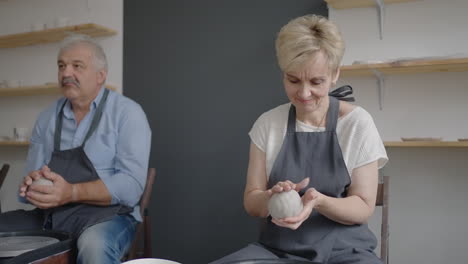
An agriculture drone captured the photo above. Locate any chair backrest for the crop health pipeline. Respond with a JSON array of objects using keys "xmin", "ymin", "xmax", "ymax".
[
  {"xmin": 139, "ymin": 168, "xmax": 156, "ymax": 216},
  {"xmin": 0, "ymin": 164, "xmax": 10, "ymax": 189},
  {"xmin": 376, "ymin": 175, "xmax": 389, "ymax": 264},
  {"xmin": 0, "ymin": 164, "xmax": 10, "ymax": 213},
  {"xmin": 125, "ymin": 167, "xmax": 156, "ymax": 260}
]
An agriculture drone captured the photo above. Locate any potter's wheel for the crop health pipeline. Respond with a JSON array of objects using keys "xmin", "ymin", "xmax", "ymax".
[{"xmin": 0, "ymin": 236, "xmax": 59, "ymax": 257}]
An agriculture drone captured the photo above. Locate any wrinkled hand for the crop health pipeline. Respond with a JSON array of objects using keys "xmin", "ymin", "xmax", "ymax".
[
  {"xmin": 272, "ymin": 187, "xmax": 321, "ymax": 230},
  {"xmin": 25, "ymin": 165, "xmax": 74, "ymax": 209},
  {"xmin": 19, "ymin": 169, "xmax": 44, "ymax": 198}
]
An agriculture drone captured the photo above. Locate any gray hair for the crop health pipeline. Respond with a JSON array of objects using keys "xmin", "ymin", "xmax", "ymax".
[{"xmin": 58, "ymin": 34, "xmax": 108, "ymax": 71}]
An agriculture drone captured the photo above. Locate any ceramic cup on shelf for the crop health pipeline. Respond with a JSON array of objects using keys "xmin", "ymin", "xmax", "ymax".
[
  {"xmin": 55, "ymin": 17, "xmax": 71, "ymax": 28},
  {"xmin": 31, "ymin": 22, "xmax": 46, "ymax": 31},
  {"xmin": 13, "ymin": 127, "xmax": 29, "ymax": 142},
  {"xmin": 5, "ymin": 80, "xmax": 21, "ymax": 88},
  {"xmin": 44, "ymin": 21, "xmax": 55, "ymax": 30}
]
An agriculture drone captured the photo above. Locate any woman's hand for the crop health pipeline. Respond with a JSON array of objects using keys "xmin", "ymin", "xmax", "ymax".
[
  {"xmin": 267, "ymin": 177, "xmax": 310, "ymax": 195},
  {"xmin": 271, "ymin": 186, "xmax": 322, "ymax": 230}
]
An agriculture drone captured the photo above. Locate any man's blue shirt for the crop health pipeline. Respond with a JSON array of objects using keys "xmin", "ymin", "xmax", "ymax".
[{"xmin": 23, "ymin": 87, "xmax": 151, "ymax": 221}]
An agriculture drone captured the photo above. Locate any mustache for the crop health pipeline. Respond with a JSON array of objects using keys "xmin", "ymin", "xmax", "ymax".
[{"xmin": 61, "ymin": 77, "xmax": 80, "ymax": 87}]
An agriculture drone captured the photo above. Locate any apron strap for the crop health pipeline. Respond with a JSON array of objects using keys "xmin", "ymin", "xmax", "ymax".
[
  {"xmin": 326, "ymin": 96, "xmax": 340, "ymax": 131},
  {"xmin": 328, "ymin": 85, "xmax": 355, "ymax": 102},
  {"xmin": 286, "ymin": 85, "xmax": 354, "ymax": 133},
  {"xmin": 326, "ymin": 85, "xmax": 355, "ymax": 131},
  {"xmin": 54, "ymin": 100, "xmax": 68, "ymax": 151},
  {"xmin": 82, "ymin": 89, "xmax": 110, "ymax": 147},
  {"xmin": 53, "ymin": 89, "xmax": 110, "ymax": 151},
  {"xmin": 286, "ymin": 105, "xmax": 297, "ymax": 134}
]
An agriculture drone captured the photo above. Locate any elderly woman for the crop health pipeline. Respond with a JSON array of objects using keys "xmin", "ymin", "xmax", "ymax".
[{"xmin": 211, "ymin": 15, "xmax": 388, "ymax": 264}]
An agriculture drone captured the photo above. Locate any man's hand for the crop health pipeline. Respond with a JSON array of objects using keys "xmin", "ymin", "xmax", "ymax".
[
  {"xmin": 26, "ymin": 166, "xmax": 74, "ymax": 209},
  {"xmin": 19, "ymin": 169, "xmax": 44, "ymax": 198}
]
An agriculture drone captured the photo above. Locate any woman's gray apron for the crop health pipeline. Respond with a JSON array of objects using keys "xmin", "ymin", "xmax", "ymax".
[
  {"xmin": 43, "ymin": 89, "xmax": 131, "ymax": 237},
  {"xmin": 258, "ymin": 94, "xmax": 377, "ymax": 262}
]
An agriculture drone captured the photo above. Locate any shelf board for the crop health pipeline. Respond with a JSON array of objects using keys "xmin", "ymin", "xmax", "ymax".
[
  {"xmin": 0, "ymin": 83, "xmax": 60, "ymax": 97},
  {"xmin": 325, "ymin": 0, "xmax": 418, "ymax": 9},
  {"xmin": 340, "ymin": 57, "xmax": 468, "ymax": 77},
  {"xmin": 0, "ymin": 83, "xmax": 117, "ymax": 97},
  {"xmin": 0, "ymin": 141, "xmax": 29, "ymax": 147},
  {"xmin": 0, "ymin": 23, "xmax": 117, "ymax": 49},
  {"xmin": 384, "ymin": 141, "xmax": 468, "ymax": 148}
]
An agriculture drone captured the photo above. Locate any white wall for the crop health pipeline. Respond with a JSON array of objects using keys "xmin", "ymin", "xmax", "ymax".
[
  {"xmin": 0, "ymin": 0, "xmax": 122, "ymax": 211},
  {"xmin": 329, "ymin": 0, "xmax": 468, "ymax": 263}
]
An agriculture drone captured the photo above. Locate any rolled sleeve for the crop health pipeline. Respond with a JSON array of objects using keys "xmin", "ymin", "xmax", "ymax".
[
  {"xmin": 19, "ymin": 108, "xmax": 52, "ymax": 203},
  {"xmin": 100, "ymin": 103, "xmax": 152, "ymax": 207}
]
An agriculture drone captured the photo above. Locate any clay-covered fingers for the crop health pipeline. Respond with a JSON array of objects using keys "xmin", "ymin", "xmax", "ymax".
[
  {"xmin": 41, "ymin": 167, "xmax": 58, "ymax": 181},
  {"xmin": 40, "ymin": 165, "xmax": 51, "ymax": 172},
  {"xmin": 294, "ymin": 177, "xmax": 310, "ymax": 192},
  {"xmin": 269, "ymin": 178, "xmax": 310, "ymax": 195},
  {"xmin": 271, "ymin": 218, "xmax": 292, "ymax": 228},
  {"xmin": 269, "ymin": 184, "xmax": 282, "ymax": 194},
  {"xmin": 271, "ymin": 187, "xmax": 319, "ymax": 230},
  {"xmin": 273, "ymin": 198, "xmax": 316, "ymax": 230},
  {"xmin": 272, "ymin": 217, "xmax": 303, "ymax": 230},
  {"xmin": 27, "ymin": 184, "xmax": 53, "ymax": 195},
  {"xmin": 19, "ymin": 170, "xmax": 43, "ymax": 197},
  {"xmin": 26, "ymin": 191, "xmax": 56, "ymax": 209},
  {"xmin": 19, "ymin": 179, "xmax": 30, "ymax": 197},
  {"xmin": 281, "ymin": 202, "xmax": 313, "ymax": 224},
  {"xmin": 270, "ymin": 181, "xmax": 295, "ymax": 194},
  {"xmin": 302, "ymin": 188, "xmax": 319, "ymax": 203},
  {"xmin": 28, "ymin": 170, "xmax": 43, "ymax": 182}
]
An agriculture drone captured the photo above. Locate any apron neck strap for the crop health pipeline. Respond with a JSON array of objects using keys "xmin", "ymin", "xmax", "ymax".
[
  {"xmin": 325, "ymin": 96, "xmax": 339, "ymax": 131},
  {"xmin": 286, "ymin": 105, "xmax": 296, "ymax": 133},
  {"xmin": 82, "ymin": 89, "xmax": 109, "ymax": 147},
  {"xmin": 328, "ymin": 85, "xmax": 355, "ymax": 102},
  {"xmin": 286, "ymin": 97, "xmax": 340, "ymax": 133},
  {"xmin": 54, "ymin": 100, "xmax": 68, "ymax": 151},
  {"xmin": 54, "ymin": 89, "xmax": 110, "ymax": 151}
]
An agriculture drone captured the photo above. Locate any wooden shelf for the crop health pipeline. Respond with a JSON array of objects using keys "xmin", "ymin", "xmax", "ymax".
[
  {"xmin": 0, "ymin": 83, "xmax": 60, "ymax": 97},
  {"xmin": 325, "ymin": 0, "xmax": 418, "ymax": 9},
  {"xmin": 384, "ymin": 141, "xmax": 468, "ymax": 148},
  {"xmin": 0, "ymin": 23, "xmax": 117, "ymax": 49},
  {"xmin": 0, "ymin": 141, "xmax": 29, "ymax": 147},
  {"xmin": 0, "ymin": 83, "xmax": 117, "ymax": 97},
  {"xmin": 340, "ymin": 57, "xmax": 468, "ymax": 77}
]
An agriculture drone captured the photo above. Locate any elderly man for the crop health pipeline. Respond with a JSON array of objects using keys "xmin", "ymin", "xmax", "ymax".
[{"xmin": 0, "ymin": 34, "xmax": 151, "ymax": 264}]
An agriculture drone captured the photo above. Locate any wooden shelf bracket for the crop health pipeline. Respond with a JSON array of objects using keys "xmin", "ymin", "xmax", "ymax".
[{"xmin": 371, "ymin": 68, "xmax": 385, "ymax": 110}]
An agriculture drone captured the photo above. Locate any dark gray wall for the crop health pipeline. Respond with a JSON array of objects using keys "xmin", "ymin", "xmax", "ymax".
[{"xmin": 123, "ymin": 1, "xmax": 327, "ymax": 263}]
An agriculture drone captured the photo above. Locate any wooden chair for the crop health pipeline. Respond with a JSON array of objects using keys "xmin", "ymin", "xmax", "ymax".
[
  {"xmin": 0, "ymin": 164, "xmax": 10, "ymax": 213},
  {"xmin": 124, "ymin": 167, "xmax": 156, "ymax": 260},
  {"xmin": 376, "ymin": 175, "xmax": 390, "ymax": 264}
]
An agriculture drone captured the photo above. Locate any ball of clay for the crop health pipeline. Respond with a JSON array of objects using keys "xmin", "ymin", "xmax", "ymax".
[
  {"xmin": 268, "ymin": 190, "xmax": 303, "ymax": 219},
  {"xmin": 31, "ymin": 177, "xmax": 53, "ymax": 186}
]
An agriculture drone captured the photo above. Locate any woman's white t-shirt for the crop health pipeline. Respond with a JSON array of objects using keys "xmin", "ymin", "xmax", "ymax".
[{"xmin": 248, "ymin": 103, "xmax": 388, "ymax": 178}]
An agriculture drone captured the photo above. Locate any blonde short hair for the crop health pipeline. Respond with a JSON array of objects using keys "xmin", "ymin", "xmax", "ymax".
[{"xmin": 275, "ymin": 15, "xmax": 345, "ymax": 74}]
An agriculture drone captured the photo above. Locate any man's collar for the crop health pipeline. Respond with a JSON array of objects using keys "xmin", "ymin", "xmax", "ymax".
[{"xmin": 63, "ymin": 86, "xmax": 106, "ymax": 120}]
